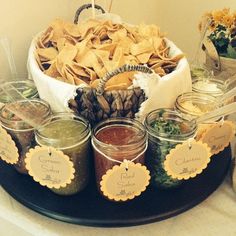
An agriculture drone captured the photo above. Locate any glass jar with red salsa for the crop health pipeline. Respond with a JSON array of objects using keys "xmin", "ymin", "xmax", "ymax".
[{"xmin": 92, "ymin": 118, "xmax": 147, "ymax": 196}]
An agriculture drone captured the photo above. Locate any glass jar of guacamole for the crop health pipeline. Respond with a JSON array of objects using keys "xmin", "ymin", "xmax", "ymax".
[
  {"xmin": 92, "ymin": 118, "xmax": 147, "ymax": 195},
  {"xmin": 0, "ymin": 99, "xmax": 51, "ymax": 174},
  {"xmin": 35, "ymin": 113, "xmax": 91, "ymax": 195},
  {"xmin": 0, "ymin": 80, "xmax": 38, "ymax": 108},
  {"xmin": 144, "ymin": 109, "xmax": 197, "ymax": 189}
]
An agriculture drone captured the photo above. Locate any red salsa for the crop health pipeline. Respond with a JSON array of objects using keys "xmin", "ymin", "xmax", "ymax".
[{"xmin": 93, "ymin": 123, "xmax": 147, "ymax": 189}]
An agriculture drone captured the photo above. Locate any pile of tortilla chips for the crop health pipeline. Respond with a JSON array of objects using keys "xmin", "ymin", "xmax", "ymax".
[{"xmin": 35, "ymin": 18, "xmax": 184, "ymax": 90}]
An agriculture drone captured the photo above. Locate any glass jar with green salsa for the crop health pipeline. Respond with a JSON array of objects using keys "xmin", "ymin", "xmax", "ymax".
[
  {"xmin": 144, "ymin": 109, "xmax": 197, "ymax": 189},
  {"xmin": 35, "ymin": 113, "xmax": 91, "ymax": 195},
  {"xmin": 0, "ymin": 99, "xmax": 51, "ymax": 174}
]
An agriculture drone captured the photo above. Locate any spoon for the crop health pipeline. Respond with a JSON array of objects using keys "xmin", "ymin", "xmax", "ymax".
[{"xmin": 196, "ymin": 102, "xmax": 236, "ymax": 124}]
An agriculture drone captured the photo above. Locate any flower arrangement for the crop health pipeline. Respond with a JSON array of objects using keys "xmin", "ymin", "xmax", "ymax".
[{"xmin": 200, "ymin": 8, "xmax": 236, "ymax": 59}]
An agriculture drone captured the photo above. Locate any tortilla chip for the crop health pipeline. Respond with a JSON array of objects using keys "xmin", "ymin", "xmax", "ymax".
[
  {"xmin": 36, "ymin": 47, "xmax": 58, "ymax": 61},
  {"xmin": 44, "ymin": 62, "xmax": 61, "ymax": 78},
  {"xmin": 49, "ymin": 19, "xmax": 66, "ymax": 42},
  {"xmin": 35, "ymin": 18, "xmax": 183, "ymax": 89},
  {"xmin": 130, "ymin": 40, "xmax": 153, "ymax": 55},
  {"xmin": 57, "ymin": 44, "xmax": 77, "ymax": 67}
]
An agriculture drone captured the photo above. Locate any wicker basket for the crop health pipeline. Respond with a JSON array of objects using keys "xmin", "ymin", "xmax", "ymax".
[
  {"xmin": 27, "ymin": 4, "xmax": 191, "ymax": 118},
  {"xmin": 68, "ymin": 64, "xmax": 153, "ymax": 125},
  {"xmin": 68, "ymin": 5, "xmax": 153, "ymax": 125}
]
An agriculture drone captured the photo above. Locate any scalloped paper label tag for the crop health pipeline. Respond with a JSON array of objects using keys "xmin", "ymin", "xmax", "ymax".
[
  {"xmin": 0, "ymin": 126, "xmax": 19, "ymax": 164},
  {"xmin": 100, "ymin": 161, "xmax": 150, "ymax": 202},
  {"xmin": 25, "ymin": 146, "xmax": 75, "ymax": 189},
  {"xmin": 200, "ymin": 121, "xmax": 235, "ymax": 155},
  {"xmin": 164, "ymin": 140, "xmax": 211, "ymax": 180}
]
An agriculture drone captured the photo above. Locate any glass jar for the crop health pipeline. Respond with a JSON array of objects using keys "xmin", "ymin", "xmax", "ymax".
[
  {"xmin": 175, "ymin": 92, "xmax": 218, "ymax": 140},
  {"xmin": 190, "ymin": 64, "xmax": 212, "ymax": 80},
  {"xmin": 92, "ymin": 118, "xmax": 147, "ymax": 195},
  {"xmin": 35, "ymin": 113, "xmax": 91, "ymax": 195},
  {"xmin": 144, "ymin": 108, "xmax": 197, "ymax": 189},
  {"xmin": 0, "ymin": 80, "xmax": 38, "ymax": 107},
  {"xmin": 175, "ymin": 92, "xmax": 218, "ymax": 119},
  {"xmin": 225, "ymin": 77, "xmax": 236, "ymax": 103},
  {"xmin": 192, "ymin": 77, "xmax": 226, "ymax": 98},
  {"xmin": 0, "ymin": 99, "xmax": 51, "ymax": 174}
]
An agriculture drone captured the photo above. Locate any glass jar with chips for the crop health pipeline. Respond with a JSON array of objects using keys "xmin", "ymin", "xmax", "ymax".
[
  {"xmin": 0, "ymin": 99, "xmax": 51, "ymax": 174},
  {"xmin": 0, "ymin": 80, "xmax": 38, "ymax": 108},
  {"xmin": 144, "ymin": 108, "xmax": 197, "ymax": 189},
  {"xmin": 92, "ymin": 118, "xmax": 147, "ymax": 196},
  {"xmin": 35, "ymin": 113, "xmax": 91, "ymax": 195}
]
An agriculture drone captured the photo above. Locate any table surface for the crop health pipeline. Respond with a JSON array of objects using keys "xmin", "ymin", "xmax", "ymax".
[{"xmin": 0, "ymin": 170, "xmax": 235, "ymax": 236}]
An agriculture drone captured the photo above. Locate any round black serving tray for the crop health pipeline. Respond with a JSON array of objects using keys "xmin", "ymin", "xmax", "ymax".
[{"xmin": 0, "ymin": 147, "xmax": 231, "ymax": 227}]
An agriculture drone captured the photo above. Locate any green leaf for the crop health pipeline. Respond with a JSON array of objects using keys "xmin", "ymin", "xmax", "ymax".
[
  {"xmin": 216, "ymin": 38, "xmax": 227, "ymax": 47},
  {"xmin": 226, "ymin": 44, "xmax": 236, "ymax": 59}
]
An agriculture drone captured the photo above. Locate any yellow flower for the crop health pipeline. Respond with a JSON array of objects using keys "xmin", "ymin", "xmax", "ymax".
[
  {"xmin": 212, "ymin": 10, "xmax": 224, "ymax": 24},
  {"xmin": 222, "ymin": 15, "xmax": 234, "ymax": 27},
  {"xmin": 233, "ymin": 11, "xmax": 236, "ymax": 24},
  {"xmin": 222, "ymin": 8, "xmax": 230, "ymax": 15}
]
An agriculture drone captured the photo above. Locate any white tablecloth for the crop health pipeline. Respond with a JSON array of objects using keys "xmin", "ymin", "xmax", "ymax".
[{"xmin": 0, "ymin": 173, "xmax": 235, "ymax": 236}]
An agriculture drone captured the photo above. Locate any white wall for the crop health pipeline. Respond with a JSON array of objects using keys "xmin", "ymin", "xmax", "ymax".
[{"xmin": 0, "ymin": 0, "xmax": 236, "ymax": 79}]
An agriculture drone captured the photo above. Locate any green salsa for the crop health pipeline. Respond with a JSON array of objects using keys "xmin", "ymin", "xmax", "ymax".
[{"xmin": 36, "ymin": 117, "xmax": 91, "ymax": 196}]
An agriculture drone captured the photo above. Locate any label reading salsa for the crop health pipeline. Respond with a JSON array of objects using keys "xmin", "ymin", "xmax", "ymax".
[{"xmin": 100, "ymin": 161, "xmax": 150, "ymax": 201}]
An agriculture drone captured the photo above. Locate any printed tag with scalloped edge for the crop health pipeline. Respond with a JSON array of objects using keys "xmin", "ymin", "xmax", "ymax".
[
  {"xmin": 25, "ymin": 146, "xmax": 75, "ymax": 189},
  {"xmin": 100, "ymin": 161, "xmax": 150, "ymax": 201},
  {"xmin": 164, "ymin": 140, "xmax": 211, "ymax": 180},
  {"xmin": 0, "ymin": 126, "xmax": 19, "ymax": 164},
  {"xmin": 200, "ymin": 120, "xmax": 235, "ymax": 155}
]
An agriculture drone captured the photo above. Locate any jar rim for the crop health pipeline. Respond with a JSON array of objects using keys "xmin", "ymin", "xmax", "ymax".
[
  {"xmin": 35, "ymin": 112, "xmax": 91, "ymax": 149},
  {"xmin": 192, "ymin": 77, "xmax": 226, "ymax": 96},
  {"xmin": 0, "ymin": 80, "xmax": 38, "ymax": 97},
  {"xmin": 0, "ymin": 98, "xmax": 51, "ymax": 131},
  {"xmin": 92, "ymin": 117, "xmax": 147, "ymax": 149},
  {"xmin": 144, "ymin": 108, "xmax": 197, "ymax": 141},
  {"xmin": 175, "ymin": 92, "xmax": 218, "ymax": 118}
]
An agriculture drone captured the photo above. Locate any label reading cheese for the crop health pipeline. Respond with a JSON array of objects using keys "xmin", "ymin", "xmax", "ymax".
[{"xmin": 164, "ymin": 140, "xmax": 211, "ymax": 180}]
